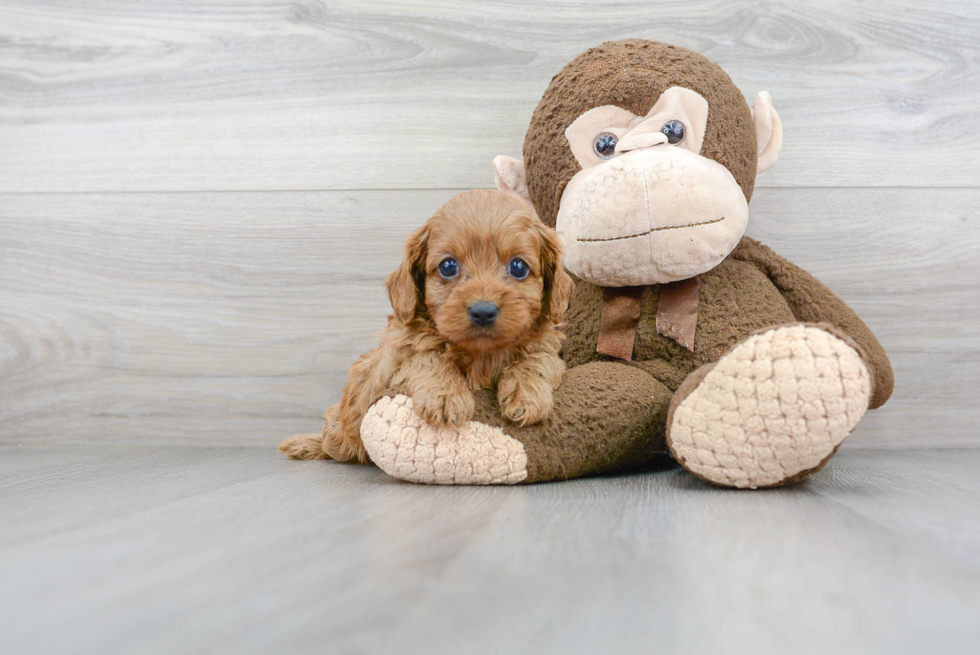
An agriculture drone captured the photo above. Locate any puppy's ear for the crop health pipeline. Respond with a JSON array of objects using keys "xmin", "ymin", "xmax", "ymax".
[
  {"xmin": 536, "ymin": 221, "xmax": 573, "ymax": 324},
  {"xmin": 385, "ymin": 223, "xmax": 429, "ymax": 322}
]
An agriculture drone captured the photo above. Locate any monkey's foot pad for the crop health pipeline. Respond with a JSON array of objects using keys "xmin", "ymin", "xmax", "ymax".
[
  {"xmin": 668, "ymin": 325, "xmax": 872, "ymax": 489},
  {"xmin": 361, "ymin": 395, "xmax": 528, "ymax": 485}
]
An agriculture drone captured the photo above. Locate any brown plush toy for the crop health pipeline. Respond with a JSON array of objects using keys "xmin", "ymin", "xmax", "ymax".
[{"xmin": 358, "ymin": 39, "xmax": 893, "ymax": 488}]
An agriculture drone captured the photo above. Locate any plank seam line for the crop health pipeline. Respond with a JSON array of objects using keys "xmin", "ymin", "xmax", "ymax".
[{"xmin": 0, "ymin": 185, "xmax": 979, "ymax": 196}]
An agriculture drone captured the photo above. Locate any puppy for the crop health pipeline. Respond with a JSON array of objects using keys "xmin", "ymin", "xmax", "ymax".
[{"xmin": 279, "ymin": 188, "xmax": 573, "ymax": 463}]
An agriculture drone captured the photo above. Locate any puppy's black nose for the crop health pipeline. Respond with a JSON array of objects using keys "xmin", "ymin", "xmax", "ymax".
[{"xmin": 468, "ymin": 301, "xmax": 499, "ymax": 327}]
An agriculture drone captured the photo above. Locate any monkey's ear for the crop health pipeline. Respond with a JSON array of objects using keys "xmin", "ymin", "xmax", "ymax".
[
  {"xmin": 493, "ymin": 155, "xmax": 537, "ymax": 214},
  {"xmin": 384, "ymin": 223, "xmax": 429, "ymax": 322},
  {"xmin": 751, "ymin": 91, "xmax": 783, "ymax": 174}
]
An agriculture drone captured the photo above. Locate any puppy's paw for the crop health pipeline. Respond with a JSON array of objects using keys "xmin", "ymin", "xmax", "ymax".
[
  {"xmin": 413, "ymin": 385, "xmax": 475, "ymax": 427},
  {"xmin": 497, "ymin": 372, "xmax": 554, "ymax": 426}
]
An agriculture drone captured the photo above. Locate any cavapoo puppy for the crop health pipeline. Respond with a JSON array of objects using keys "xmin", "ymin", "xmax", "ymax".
[{"xmin": 279, "ymin": 188, "xmax": 573, "ymax": 463}]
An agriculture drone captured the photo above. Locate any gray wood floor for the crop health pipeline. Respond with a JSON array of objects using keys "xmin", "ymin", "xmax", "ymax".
[{"xmin": 2, "ymin": 445, "xmax": 979, "ymax": 655}]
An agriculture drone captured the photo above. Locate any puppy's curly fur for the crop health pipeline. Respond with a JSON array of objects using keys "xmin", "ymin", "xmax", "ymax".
[{"xmin": 279, "ymin": 189, "xmax": 573, "ymax": 463}]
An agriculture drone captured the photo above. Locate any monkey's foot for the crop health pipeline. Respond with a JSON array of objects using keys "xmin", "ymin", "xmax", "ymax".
[
  {"xmin": 667, "ymin": 324, "xmax": 872, "ymax": 489},
  {"xmin": 360, "ymin": 395, "xmax": 528, "ymax": 485}
]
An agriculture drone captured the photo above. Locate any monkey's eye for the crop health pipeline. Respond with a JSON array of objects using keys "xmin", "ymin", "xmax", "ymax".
[
  {"xmin": 593, "ymin": 132, "xmax": 618, "ymax": 159},
  {"xmin": 438, "ymin": 257, "xmax": 459, "ymax": 279},
  {"xmin": 508, "ymin": 258, "xmax": 529, "ymax": 280},
  {"xmin": 661, "ymin": 120, "xmax": 685, "ymax": 145}
]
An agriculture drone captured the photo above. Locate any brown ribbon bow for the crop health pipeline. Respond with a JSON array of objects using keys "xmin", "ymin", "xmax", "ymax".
[{"xmin": 596, "ymin": 276, "xmax": 702, "ymax": 360}]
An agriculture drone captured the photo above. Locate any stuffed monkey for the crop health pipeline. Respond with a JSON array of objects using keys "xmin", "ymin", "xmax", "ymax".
[{"xmin": 358, "ymin": 39, "xmax": 893, "ymax": 488}]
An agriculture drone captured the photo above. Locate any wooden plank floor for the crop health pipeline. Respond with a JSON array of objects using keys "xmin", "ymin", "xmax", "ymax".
[
  {"xmin": 2, "ymin": 1, "xmax": 979, "ymax": 448},
  {"xmin": 1, "ymin": 445, "xmax": 979, "ymax": 655},
  {"xmin": 2, "ymin": 188, "xmax": 976, "ymax": 448},
  {"xmin": 2, "ymin": 0, "xmax": 979, "ymax": 192},
  {"xmin": 2, "ymin": 4, "xmax": 979, "ymax": 652}
]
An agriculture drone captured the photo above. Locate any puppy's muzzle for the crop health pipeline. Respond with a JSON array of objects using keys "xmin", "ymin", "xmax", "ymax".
[{"xmin": 468, "ymin": 301, "xmax": 499, "ymax": 327}]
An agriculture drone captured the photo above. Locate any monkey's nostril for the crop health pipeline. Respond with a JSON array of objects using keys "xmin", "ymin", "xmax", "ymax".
[{"xmin": 468, "ymin": 301, "xmax": 499, "ymax": 327}]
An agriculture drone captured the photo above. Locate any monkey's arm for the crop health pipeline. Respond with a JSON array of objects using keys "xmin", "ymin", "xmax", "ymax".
[{"xmin": 731, "ymin": 236, "xmax": 893, "ymax": 409}]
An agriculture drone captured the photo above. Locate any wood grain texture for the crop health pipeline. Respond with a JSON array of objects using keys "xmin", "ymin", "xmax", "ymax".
[
  {"xmin": 1, "ymin": 445, "xmax": 979, "ymax": 655},
  {"xmin": 2, "ymin": 7, "xmax": 978, "ymax": 654},
  {"xmin": 1, "ymin": 0, "xmax": 978, "ymax": 192},
  {"xmin": 1, "ymin": 188, "xmax": 977, "ymax": 447},
  {"xmin": 1, "ymin": 1, "xmax": 978, "ymax": 449}
]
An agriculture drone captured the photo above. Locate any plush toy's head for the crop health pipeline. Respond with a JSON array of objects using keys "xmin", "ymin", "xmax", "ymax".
[{"xmin": 494, "ymin": 40, "xmax": 782, "ymax": 286}]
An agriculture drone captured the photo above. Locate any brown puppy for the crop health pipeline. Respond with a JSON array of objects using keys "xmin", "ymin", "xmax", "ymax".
[{"xmin": 279, "ymin": 189, "xmax": 573, "ymax": 463}]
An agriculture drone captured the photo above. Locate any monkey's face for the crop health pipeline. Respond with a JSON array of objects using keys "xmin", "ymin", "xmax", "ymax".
[{"xmin": 556, "ymin": 87, "xmax": 749, "ymax": 286}]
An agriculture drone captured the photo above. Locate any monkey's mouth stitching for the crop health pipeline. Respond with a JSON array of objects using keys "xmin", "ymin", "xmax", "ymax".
[{"xmin": 578, "ymin": 217, "xmax": 725, "ymax": 243}]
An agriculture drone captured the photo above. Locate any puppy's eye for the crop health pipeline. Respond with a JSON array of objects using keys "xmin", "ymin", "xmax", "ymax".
[
  {"xmin": 508, "ymin": 258, "xmax": 529, "ymax": 280},
  {"xmin": 438, "ymin": 257, "xmax": 459, "ymax": 279},
  {"xmin": 661, "ymin": 120, "xmax": 685, "ymax": 145},
  {"xmin": 593, "ymin": 132, "xmax": 618, "ymax": 159}
]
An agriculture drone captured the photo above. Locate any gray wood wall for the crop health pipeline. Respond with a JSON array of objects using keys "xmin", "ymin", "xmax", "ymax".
[{"xmin": 1, "ymin": 0, "xmax": 978, "ymax": 448}]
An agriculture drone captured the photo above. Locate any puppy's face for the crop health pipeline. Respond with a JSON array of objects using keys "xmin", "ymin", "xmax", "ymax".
[
  {"xmin": 386, "ymin": 189, "xmax": 572, "ymax": 351},
  {"xmin": 424, "ymin": 206, "xmax": 544, "ymax": 351}
]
